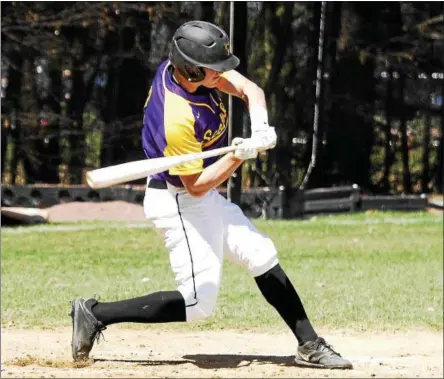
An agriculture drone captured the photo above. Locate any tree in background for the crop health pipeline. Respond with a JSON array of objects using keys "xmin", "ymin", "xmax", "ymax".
[
  {"xmin": 246, "ymin": 2, "xmax": 319, "ymax": 189},
  {"xmin": 1, "ymin": 1, "xmax": 443, "ymax": 194}
]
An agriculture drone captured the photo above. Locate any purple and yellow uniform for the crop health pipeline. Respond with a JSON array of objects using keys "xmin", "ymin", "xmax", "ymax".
[{"xmin": 142, "ymin": 60, "xmax": 228, "ymax": 187}]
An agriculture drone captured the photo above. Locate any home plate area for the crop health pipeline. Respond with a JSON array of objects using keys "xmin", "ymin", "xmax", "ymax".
[{"xmin": 1, "ymin": 327, "xmax": 442, "ymax": 378}]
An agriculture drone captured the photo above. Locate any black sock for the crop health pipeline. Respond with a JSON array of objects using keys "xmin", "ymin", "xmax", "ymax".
[
  {"xmin": 91, "ymin": 290, "xmax": 186, "ymax": 326},
  {"xmin": 255, "ymin": 263, "xmax": 318, "ymax": 345}
]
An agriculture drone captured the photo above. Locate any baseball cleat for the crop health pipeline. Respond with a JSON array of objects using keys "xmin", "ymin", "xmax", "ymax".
[
  {"xmin": 294, "ymin": 337, "xmax": 353, "ymax": 369},
  {"xmin": 70, "ymin": 297, "xmax": 106, "ymax": 361}
]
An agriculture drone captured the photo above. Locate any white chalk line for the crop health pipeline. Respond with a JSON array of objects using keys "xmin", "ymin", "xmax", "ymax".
[
  {"xmin": 2, "ymin": 217, "xmax": 442, "ymax": 235},
  {"xmin": 2, "ymin": 223, "xmax": 152, "ymax": 234},
  {"xmin": 318, "ymin": 218, "xmax": 442, "ymax": 226}
]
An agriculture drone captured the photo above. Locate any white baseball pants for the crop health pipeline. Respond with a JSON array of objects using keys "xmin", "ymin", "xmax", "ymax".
[{"xmin": 143, "ymin": 179, "xmax": 279, "ymax": 322}]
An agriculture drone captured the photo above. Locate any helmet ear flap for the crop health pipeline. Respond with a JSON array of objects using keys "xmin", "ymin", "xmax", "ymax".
[
  {"xmin": 183, "ymin": 65, "xmax": 206, "ymax": 82},
  {"xmin": 169, "ymin": 44, "xmax": 206, "ymax": 83}
]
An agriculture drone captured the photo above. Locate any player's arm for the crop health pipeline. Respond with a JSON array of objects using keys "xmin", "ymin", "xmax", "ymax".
[
  {"xmin": 179, "ymin": 153, "xmax": 243, "ymax": 197},
  {"xmin": 216, "ymin": 70, "xmax": 268, "ymax": 127},
  {"xmin": 166, "ymin": 117, "xmax": 254, "ymax": 198},
  {"xmin": 216, "ymin": 70, "xmax": 277, "ymax": 152}
]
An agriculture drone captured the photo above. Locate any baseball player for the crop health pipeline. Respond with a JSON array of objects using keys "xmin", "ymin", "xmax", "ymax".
[{"xmin": 70, "ymin": 21, "xmax": 352, "ymax": 370}]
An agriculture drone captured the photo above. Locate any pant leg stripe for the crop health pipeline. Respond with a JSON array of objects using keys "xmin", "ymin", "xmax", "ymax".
[{"xmin": 175, "ymin": 193, "xmax": 198, "ymax": 307}]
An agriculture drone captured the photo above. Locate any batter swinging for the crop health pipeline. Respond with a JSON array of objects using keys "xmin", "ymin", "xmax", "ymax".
[{"xmin": 70, "ymin": 21, "xmax": 352, "ymax": 370}]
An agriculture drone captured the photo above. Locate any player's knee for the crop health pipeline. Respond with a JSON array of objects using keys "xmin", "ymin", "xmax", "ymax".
[
  {"xmin": 188, "ymin": 297, "xmax": 217, "ymax": 321},
  {"xmin": 250, "ymin": 253, "xmax": 279, "ymax": 277},
  {"xmin": 247, "ymin": 239, "xmax": 279, "ymax": 277},
  {"xmin": 179, "ymin": 281, "xmax": 219, "ymax": 322}
]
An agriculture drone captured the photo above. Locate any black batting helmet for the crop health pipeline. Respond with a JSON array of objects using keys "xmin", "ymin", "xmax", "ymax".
[{"xmin": 169, "ymin": 21, "xmax": 240, "ymax": 82}]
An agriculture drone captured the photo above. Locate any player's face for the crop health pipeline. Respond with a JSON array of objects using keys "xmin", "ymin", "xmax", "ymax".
[{"xmin": 201, "ymin": 68, "xmax": 221, "ymax": 88}]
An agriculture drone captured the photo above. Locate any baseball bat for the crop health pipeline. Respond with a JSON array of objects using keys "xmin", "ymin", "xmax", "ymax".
[{"xmin": 86, "ymin": 145, "xmax": 237, "ymax": 189}]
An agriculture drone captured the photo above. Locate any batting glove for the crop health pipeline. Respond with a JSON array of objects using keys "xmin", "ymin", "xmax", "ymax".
[
  {"xmin": 251, "ymin": 126, "xmax": 277, "ymax": 152},
  {"xmin": 232, "ymin": 137, "xmax": 258, "ymax": 160}
]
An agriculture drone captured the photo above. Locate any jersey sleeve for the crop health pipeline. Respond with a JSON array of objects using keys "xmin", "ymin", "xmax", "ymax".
[{"xmin": 164, "ymin": 92, "xmax": 203, "ymax": 176}]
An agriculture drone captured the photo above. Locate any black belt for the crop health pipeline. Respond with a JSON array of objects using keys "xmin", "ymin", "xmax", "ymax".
[{"xmin": 148, "ymin": 179, "xmax": 168, "ymax": 190}]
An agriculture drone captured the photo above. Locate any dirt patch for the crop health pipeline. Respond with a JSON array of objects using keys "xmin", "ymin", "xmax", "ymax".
[
  {"xmin": 4, "ymin": 193, "xmax": 443, "ymax": 224},
  {"xmin": 44, "ymin": 197, "xmax": 444, "ymax": 223},
  {"xmin": 8, "ymin": 355, "xmax": 92, "ymax": 369},
  {"xmin": 46, "ymin": 201, "xmax": 146, "ymax": 222},
  {"xmin": 1, "ymin": 327, "xmax": 442, "ymax": 378}
]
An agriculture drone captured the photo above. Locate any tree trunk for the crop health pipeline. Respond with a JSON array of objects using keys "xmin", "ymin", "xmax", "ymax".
[
  {"xmin": 100, "ymin": 29, "xmax": 122, "ymax": 168},
  {"xmin": 67, "ymin": 64, "xmax": 86, "ymax": 184},
  {"xmin": 9, "ymin": 109, "xmax": 21, "ymax": 184},
  {"xmin": 433, "ymin": 81, "xmax": 444, "ymax": 193},
  {"xmin": 64, "ymin": 26, "xmax": 101, "ymax": 184},
  {"xmin": 421, "ymin": 108, "xmax": 431, "ymax": 193},
  {"xmin": 20, "ymin": 58, "xmax": 40, "ymax": 184},
  {"xmin": 321, "ymin": 2, "xmax": 342, "ymax": 188},
  {"xmin": 1, "ymin": 116, "xmax": 8, "ymax": 178},
  {"xmin": 227, "ymin": 1, "xmax": 247, "ymax": 205},
  {"xmin": 215, "ymin": 1, "xmax": 230, "ymax": 31},
  {"xmin": 398, "ymin": 74, "xmax": 412, "ymax": 193},
  {"xmin": 245, "ymin": 3, "xmax": 267, "ymax": 188},
  {"xmin": 99, "ymin": 65, "xmax": 119, "ymax": 168},
  {"xmin": 324, "ymin": 3, "xmax": 376, "ymax": 190},
  {"xmin": 300, "ymin": 1, "xmax": 327, "ymax": 189},
  {"xmin": 382, "ymin": 71, "xmax": 395, "ymax": 193},
  {"xmin": 67, "ymin": 57, "xmax": 100, "ymax": 184},
  {"xmin": 37, "ymin": 59, "xmax": 62, "ymax": 183},
  {"xmin": 437, "ymin": 4, "xmax": 444, "ymax": 194},
  {"xmin": 264, "ymin": 3, "xmax": 295, "ymax": 189},
  {"xmin": 113, "ymin": 58, "xmax": 148, "ymax": 165},
  {"xmin": 3, "ymin": 53, "xmax": 23, "ymax": 183}
]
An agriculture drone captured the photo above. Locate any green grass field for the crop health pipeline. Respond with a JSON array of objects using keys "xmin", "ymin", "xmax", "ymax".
[{"xmin": 2, "ymin": 211, "xmax": 443, "ymax": 332}]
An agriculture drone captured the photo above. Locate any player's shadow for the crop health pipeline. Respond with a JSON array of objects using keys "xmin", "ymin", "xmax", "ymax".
[
  {"xmin": 182, "ymin": 354, "xmax": 296, "ymax": 369},
  {"xmin": 95, "ymin": 354, "xmax": 296, "ymax": 369},
  {"xmin": 94, "ymin": 358, "xmax": 186, "ymax": 366}
]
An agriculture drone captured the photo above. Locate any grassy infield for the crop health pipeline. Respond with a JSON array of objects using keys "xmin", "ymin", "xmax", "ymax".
[{"xmin": 1, "ymin": 211, "xmax": 443, "ymax": 333}]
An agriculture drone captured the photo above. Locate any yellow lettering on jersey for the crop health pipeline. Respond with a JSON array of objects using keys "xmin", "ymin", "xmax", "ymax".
[
  {"xmin": 202, "ymin": 99, "xmax": 228, "ymax": 148},
  {"xmin": 203, "ymin": 129, "xmax": 213, "ymax": 141}
]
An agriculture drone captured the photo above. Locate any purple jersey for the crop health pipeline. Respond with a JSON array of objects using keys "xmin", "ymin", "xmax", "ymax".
[{"xmin": 141, "ymin": 60, "xmax": 228, "ymax": 187}]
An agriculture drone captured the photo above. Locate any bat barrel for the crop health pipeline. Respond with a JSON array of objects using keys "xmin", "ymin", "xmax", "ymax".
[{"xmin": 86, "ymin": 144, "xmax": 237, "ymax": 189}]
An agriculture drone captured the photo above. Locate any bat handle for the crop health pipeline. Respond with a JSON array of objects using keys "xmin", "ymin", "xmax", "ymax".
[{"xmin": 196, "ymin": 144, "xmax": 237, "ymax": 160}]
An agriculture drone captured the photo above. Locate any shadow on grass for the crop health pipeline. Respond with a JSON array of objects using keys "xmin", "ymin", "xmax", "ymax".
[{"xmin": 95, "ymin": 354, "xmax": 296, "ymax": 369}]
